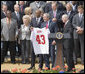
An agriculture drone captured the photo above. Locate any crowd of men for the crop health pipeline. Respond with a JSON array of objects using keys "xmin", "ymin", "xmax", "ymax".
[{"xmin": 1, "ymin": 1, "xmax": 84, "ymax": 72}]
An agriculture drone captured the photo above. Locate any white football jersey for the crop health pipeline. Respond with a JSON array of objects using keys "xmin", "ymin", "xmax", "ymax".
[{"xmin": 30, "ymin": 28, "xmax": 50, "ymax": 55}]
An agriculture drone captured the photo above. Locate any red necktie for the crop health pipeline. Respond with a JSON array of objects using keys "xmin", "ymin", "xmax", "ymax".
[
  {"xmin": 21, "ymin": 6, "xmax": 23, "ymax": 13},
  {"xmin": 46, "ymin": 22, "xmax": 48, "ymax": 29}
]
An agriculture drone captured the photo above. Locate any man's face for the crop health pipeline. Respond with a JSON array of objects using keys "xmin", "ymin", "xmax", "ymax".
[
  {"xmin": 78, "ymin": 8, "xmax": 84, "ymax": 14},
  {"xmin": 43, "ymin": 14, "xmax": 48, "ymax": 22},
  {"xmin": 62, "ymin": 17, "xmax": 67, "ymax": 23},
  {"xmin": 19, "ymin": 1, "xmax": 24, "ymax": 5},
  {"xmin": 14, "ymin": 5, "xmax": 19, "ymax": 12},
  {"xmin": 2, "ymin": 5, "xmax": 7, "ymax": 12},
  {"xmin": 66, "ymin": 4, "xmax": 72, "ymax": 11},
  {"xmin": 35, "ymin": 10, "xmax": 41, "ymax": 18},
  {"xmin": 52, "ymin": 4, "xmax": 57, "ymax": 11},
  {"xmin": 6, "ymin": 11, "xmax": 11, "ymax": 18}
]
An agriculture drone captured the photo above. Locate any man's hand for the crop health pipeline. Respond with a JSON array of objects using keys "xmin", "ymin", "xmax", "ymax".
[
  {"xmin": 52, "ymin": 40, "xmax": 56, "ymax": 45},
  {"xmin": 76, "ymin": 28, "xmax": 84, "ymax": 34},
  {"xmin": 30, "ymin": 27, "xmax": 34, "ymax": 31}
]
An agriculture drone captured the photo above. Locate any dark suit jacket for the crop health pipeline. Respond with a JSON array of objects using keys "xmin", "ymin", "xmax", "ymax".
[
  {"xmin": 49, "ymin": 10, "xmax": 62, "ymax": 20},
  {"xmin": 41, "ymin": 20, "xmax": 58, "ymax": 33},
  {"xmin": 6, "ymin": 1, "xmax": 16, "ymax": 12},
  {"xmin": 30, "ymin": 17, "xmax": 44, "ymax": 28},
  {"xmin": 63, "ymin": 20, "xmax": 73, "ymax": 39},
  {"xmin": 41, "ymin": 20, "xmax": 58, "ymax": 42},
  {"xmin": 12, "ymin": 12, "xmax": 23, "ymax": 29},
  {"xmin": 19, "ymin": 5, "xmax": 26, "ymax": 15},
  {"xmin": 44, "ymin": 2, "xmax": 52, "ymax": 13},
  {"xmin": 72, "ymin": 13, "xmax": 84, "ymax": 39},
  {"xmin": 1, "ymin": 11, "xmax": 6, "ymax": 19}
]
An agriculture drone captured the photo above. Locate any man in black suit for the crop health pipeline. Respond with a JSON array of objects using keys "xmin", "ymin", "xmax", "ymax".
[
  {"xmin": 49, "ymin": 2, "xmax": 63, "ymax": 32},
  {"xmin": 19, "ymin": 1, "xmax": 26, "ymax": 15},
  {"xmin": 12, "ymin": 4, "xmax": 23, "ymax": 57},
  {"xmin": 27, "ymin": 10, "xmax": 44, "ymax": 70},
  {"xmin": 62, "ymin": 3, "xmax": 77, "ymax": 63},
  {"xmin": 62, "ymin": 14, "xmax": 75, "ymax": 72},
  {"xmin": 12, "ymin": 4, "xmax": 23, "ymax": 29},
  {"xmin": 1, "ymin": 4, "xmax": 7, "ymax": 19}
]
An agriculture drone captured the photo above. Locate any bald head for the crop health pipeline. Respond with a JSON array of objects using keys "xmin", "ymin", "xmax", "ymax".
[{"xmin": 35, "ymin": 10, "xmax": 41, "ymax": 18}]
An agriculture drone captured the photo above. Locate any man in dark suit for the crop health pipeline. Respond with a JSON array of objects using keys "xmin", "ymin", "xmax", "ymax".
[
  {"xmin": 40, "ymin": 13, "xmax": 58, "ymax": 70},
  {"xmin": 62, "ymin": 14, "xmax": 75, "ymax": 72},
  {"xmin": 19, "ymin": 1, "xmax": 26, "ymax": 15},
  {"xmin": 62, "ymin": 3, "xmax": 77, "ymax": 63},
  {"xmin": 12, "ymin": 4, "xmax": 23, "ymax": 29},
  {"xmin": 72, "ymin": 5, "xmax": 84, "ymax": 65},
  {"xmin": 49, "ymin": 2, "xmax": 63, "ymax": 32},
  {"xmin": 27, "ymin": 10, "xmax": 44, "ymax": 70},
  {"xmin": 12, "ymin": 4, "xmax": 23, "ymax": 57},
  {"xmin": 1, "ymin": 4, "xmax": 8, "ymax": 19}
]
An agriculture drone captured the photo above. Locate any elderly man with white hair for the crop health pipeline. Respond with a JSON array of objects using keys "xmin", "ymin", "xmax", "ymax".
[{"xmin": 62, "ymin": 14, "xmax": 75, "ymax": 72}]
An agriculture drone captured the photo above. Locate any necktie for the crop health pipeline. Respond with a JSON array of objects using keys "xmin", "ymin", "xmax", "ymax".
[
  {"xmin": 21, "ymin": 6, "xmax": 23, "ymax": 13},
  {"xmin": 54, "ymin": 11, "xmax": 56, "ymax": 18},
  {"xmin": 46, "ymin": 22, "xmax": 48, "ymax": 29},
  {"xmin": 16, "ymin": 12, "xmax": 19, "ymax": 20},
  {"xmin": 80, "ymin": 14, "xmax": 82, "ymax": 22}
]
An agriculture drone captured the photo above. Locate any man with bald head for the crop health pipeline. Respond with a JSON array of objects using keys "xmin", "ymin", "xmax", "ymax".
[{"xmin": 27, "ymin": 9, "xmax": 44, "ymax": 70}]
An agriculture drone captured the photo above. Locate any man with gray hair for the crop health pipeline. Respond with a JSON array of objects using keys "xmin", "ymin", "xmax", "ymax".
[{"xmin": 62, "ymin": 14, "xmax": 75, "ymax": 72}]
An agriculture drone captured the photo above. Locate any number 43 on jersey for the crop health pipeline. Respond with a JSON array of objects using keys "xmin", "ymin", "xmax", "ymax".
[{"xmin": 36, "ymin": 35, "xmax": 45, "ymax": 44}]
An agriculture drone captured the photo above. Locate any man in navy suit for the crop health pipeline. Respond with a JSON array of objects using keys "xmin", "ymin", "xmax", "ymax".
[{"xmin": 39, "ymin": 13, "xmax": 58, "ymax": 70}]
